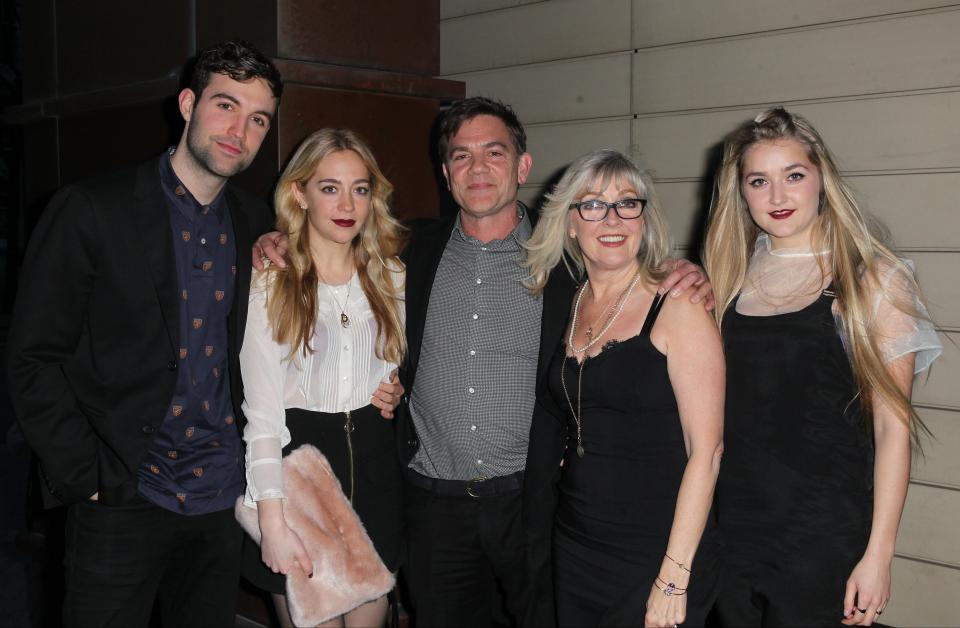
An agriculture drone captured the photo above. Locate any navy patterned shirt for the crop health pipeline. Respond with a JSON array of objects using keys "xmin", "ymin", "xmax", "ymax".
[{"xmin": 137, "ymin": 150, "xmax": 244, "ymax": 514}]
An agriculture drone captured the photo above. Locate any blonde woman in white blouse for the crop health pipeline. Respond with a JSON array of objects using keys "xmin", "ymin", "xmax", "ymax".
[{"xmin": 239, "ymin": 128, "xmax": 406, "ymax": 628}]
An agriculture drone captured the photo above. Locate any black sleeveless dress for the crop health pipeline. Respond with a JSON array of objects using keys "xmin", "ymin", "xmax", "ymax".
[
  {"xmin": 549, "ymin": 295, "xmax": 722, "ymax": 627},
  {"xmin": 715, "ymin": 288, "xmax": 874, "ymax": 626}
]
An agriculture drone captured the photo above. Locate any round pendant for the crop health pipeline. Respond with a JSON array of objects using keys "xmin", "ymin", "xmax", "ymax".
[
  {"xmin": 340, "ymin": 312, "xmax": 350, "ymax": 328},
  {"xmin": 576, "ymin": 444, "xmax": 585, "ymax": 457}
]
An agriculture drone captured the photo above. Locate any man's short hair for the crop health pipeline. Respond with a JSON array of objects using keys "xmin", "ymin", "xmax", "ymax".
[
  {"xmin": 437, "ymin": 96, "xmax": 526, "ymax": 162},
  {"xmin": 189, "ymin": 40, "xmax": 283, "ymax": 100}
]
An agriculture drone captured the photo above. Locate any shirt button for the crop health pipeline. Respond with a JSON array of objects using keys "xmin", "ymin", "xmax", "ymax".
[
  {"xmin": 469, "ymin": 350, "xmax": 476, "ymax": 356},
  {"xmin": 167, "ymin": 360, "xmax": 177, "ymax": 371},
  {"xmin": 142, "ymin": 425, "xmax": 155, "ymax": 435},
  {"xmin": 200, "ymin": 237, "xmax": 207, "ymax": 245},
  {"xmin": 470, "ymin": 425, "xmax": 477, "ymax": 431},
  {"xmin": 477, "ymin": 459, "xmax": 483, "ymax": 465},
  {"xmin": 343, "ymin": 376, "xmax": 349, "ymax": 381},
  {"xmin": 481, "ymin": 247, "xmax": 488, "ymax": 252},
  {"xmin": 472, "ymin": 313, "xmax": 479, "ymax": 320},
  {"xmin": 468, "ymin": 387, "xmax": 475, "ymax": 394},
  {"xmin": 344, "ymin": 345, "xmax": 349, "ymax": 351},
  {"xmin": 476, "ymin": 278, "xmax": 482, "ymax": 284}
]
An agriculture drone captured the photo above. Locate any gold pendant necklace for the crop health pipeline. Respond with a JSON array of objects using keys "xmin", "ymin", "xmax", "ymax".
[
  {"xmin": 317, "ymin": 269, "xmax": 352, "ymax": 328},
  {"xmin": 561, "ymin": 272, "xmax": 641, "ymax": 457}
]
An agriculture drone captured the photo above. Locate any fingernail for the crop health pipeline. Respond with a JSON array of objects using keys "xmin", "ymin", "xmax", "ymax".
[{"xmin": 671, "ymin": 289, "xmax": 680, "ymax": 297}]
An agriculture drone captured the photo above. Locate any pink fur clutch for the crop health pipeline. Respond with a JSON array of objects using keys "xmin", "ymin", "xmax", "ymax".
[{"xmin": 235, "ymin": 444, "xmax": 394, "ymax": 626}]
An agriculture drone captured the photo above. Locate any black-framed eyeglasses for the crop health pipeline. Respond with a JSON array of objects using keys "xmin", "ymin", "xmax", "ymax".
[{"xmin": 568, "ymin": 198, "xmax": 647, "ymax": 221}]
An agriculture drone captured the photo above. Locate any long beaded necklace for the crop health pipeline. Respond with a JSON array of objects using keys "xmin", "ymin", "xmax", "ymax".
[
  {"xmin": 316, "ymin": 269, "xmax": 353, "ymax": 328},
  {"xmin": 561, "ymin": 272, "xmax": 642, "ymax": 457}
]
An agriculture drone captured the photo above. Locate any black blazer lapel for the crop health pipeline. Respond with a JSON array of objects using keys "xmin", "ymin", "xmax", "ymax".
[
  {"xmin": 226, "ymin": 186, "xmax": 255, "ymax": 353},
  {"xmin": 536, "ymin": 262, "xmax": 578, "ymax": 385},
  {"xmin": 403, "ymin": 215, "xmax": 456, "ymax": 388},
  {"xmin": 130, "ymin": 159, "xmax": 178, "ymax": 359}
]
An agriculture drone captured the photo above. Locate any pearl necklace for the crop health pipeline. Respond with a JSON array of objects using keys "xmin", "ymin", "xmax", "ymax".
[
  {"xmin": 567, "ymin": 273, "xmax": 642, "ymax": 353},
  {"xmin": 561, "ymin": 272, "xmax": 642, "ymax": 456}
]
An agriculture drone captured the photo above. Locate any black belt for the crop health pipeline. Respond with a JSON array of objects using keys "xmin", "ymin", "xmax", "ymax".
[{"xmin": 406, "ymin": 469, "xmax": 523, "ymax": 499}]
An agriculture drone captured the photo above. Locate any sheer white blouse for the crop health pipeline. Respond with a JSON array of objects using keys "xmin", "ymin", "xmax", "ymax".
[
  {"xmin": 738, "ymin": 234, "xmax": 942, "ymax": 373},
  {"xmin": 240, "ymin": 267, "xmax": 404, "ymax": 506}
]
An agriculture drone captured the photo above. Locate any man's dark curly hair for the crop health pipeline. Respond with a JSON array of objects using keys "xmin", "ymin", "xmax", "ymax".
[
  {"xmin": 437, "ymin": 96, "xmax": 526, "ymax": 162},
  {"xmin": 188, "ymin": 40, "xmax": 283, "ymax": 100}
]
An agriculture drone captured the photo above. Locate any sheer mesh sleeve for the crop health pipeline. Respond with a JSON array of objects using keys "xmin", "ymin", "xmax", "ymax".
[
  {"xmin": 239, "ymin": 275, "xmax": 292, "ymax": 507},
  {"xmin": 869, "ymin": 259, "xmax": 942, "ymax": 374}
]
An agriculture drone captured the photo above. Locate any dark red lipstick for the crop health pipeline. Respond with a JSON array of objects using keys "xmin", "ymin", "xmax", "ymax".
[
  {"xmin": 769, "ymin": 209, "xmax": 795, "ymax": 220},
  {"xmin": 333, "ymin": 219, "xmax": 356, "ymax": 227}
]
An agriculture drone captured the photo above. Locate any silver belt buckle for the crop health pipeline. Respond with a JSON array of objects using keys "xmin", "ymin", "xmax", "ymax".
[{"xmin": 466, "ymin": 476, "xmax": 488, "ymax": 499}]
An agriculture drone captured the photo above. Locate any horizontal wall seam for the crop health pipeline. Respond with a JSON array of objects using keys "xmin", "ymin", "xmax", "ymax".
[
  {"xmin": 910, "ymin": 479, "xmax": 960, "ymax": 492},
  {"xmin": 897, "ymin": 248, "xmax": 960, "ymax": 253},
  {"xmin": 440, "ymin": 0, "xmax": 551, "ymax": 23},
  {"xmin": 440, "ymin": 49, "xmax": 632, "ymax": 79},
  {"xmin": 524, "ymin": 114, "xmax": 635, "ymax": 128},
  {"xmin": 914, "ymin": 402, "xmax": 960, "ymax": 413},
  {"xmin": 441, "ymin": 5, "xmax": 960, "ymax": 74},
  {"xmin": 651, "ymin": 169, "xmax": 960, "ymax": 185},
  {"xmin": 488, "ymin": 86, "xmax": 960, "ymax": 129},
  {"xmin": 671, "ymin": 244, "xmax": 960, "ymax": 258},
  {"xmin": 631, "ymin": 85, "xmax": 960, "ymax": 119},
  {"xmin": 632, "ymin": 4, "xmax": 960, "ymax": 52},
  {"xmin": 893, "ymin": 552, "xmax": 960, "ymax": 571}
]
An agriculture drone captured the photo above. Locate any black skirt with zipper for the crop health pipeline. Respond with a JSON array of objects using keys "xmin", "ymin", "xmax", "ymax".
[{"xmin": 241, "ymin": 404, "xmax": 403, "ymax": 594}]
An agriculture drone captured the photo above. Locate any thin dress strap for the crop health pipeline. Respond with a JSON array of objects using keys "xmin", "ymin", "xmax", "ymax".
[{"xmin": 640, "ymin": 292, "xmax": 668, "ymax": 337}]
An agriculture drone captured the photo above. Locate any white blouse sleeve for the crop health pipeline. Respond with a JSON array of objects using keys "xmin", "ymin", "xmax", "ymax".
[
  {"xmin": 239, "ymin": 273, "xmax": 292, "ymax": 507},
  {"xmin": 869, "ymin": 259, "xmax": 942, "ymax": 374}
]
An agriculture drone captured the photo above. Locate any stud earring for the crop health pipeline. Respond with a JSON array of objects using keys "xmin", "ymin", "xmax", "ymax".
[{"xmin": 569, "ymin": 231, "xmax": 576, "ymax": 238}]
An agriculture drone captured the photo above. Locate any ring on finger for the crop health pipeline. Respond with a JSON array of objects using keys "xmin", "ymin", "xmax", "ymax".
[
  {"xmin": 856, "ymin": 607, "xmax": 867, "ymax": 613},
  {"xmin": 876, "ymin": 608, "xmax": 884, "ymax": 615}
]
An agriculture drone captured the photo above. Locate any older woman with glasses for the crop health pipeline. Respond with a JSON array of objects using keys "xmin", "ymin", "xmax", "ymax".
[{"xmin": 523, "ymin": 149, "xmax": 724, "ymax": 627}]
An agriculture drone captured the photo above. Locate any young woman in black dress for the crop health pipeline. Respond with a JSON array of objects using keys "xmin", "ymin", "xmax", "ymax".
[
  {"xmin": 239, "ymin": 129, "xmax": 406, "ymax": 628},
  {"xmin": 704, "ymin": 108, "xmax": 941, "ymax": 627},
  {"xmin": 524, "ymin": 150, "xmax": 724, "ymax": 627}
]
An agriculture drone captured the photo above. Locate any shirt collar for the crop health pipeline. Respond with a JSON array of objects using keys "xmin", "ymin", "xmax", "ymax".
[
  {"xmin": 159, "ymin": 148, "xmax": 228, "ymax": 222},
  {"xmin": 452, "ymin": 201, "xmax": 531, "ymax": 247}
]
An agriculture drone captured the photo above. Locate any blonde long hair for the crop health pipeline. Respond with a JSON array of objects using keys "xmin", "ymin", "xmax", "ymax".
[
  {"xmin": 265, "ymin": 128, "xmax": 406, "ymax": 364},
  {"xmin": 523, "ymin": 149, "xmax": 672, "ymax": 293},
  {"xmin": 703, "ymin": 107, "xmax": 927, "ymax": 440}
]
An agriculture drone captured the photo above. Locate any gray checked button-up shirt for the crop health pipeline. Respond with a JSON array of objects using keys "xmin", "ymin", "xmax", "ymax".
[{"xmin": 408, "ymin": 209, "xmax": 543, "ymax": 481}]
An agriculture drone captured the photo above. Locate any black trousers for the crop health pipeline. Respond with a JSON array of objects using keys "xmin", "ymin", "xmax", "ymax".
[
  {"xmin": 63, "ymin": 498, "xmax": 243, "ymax": 628},
  {"xmin": 404, "ymin": 480, "xmax": 528, "ymax": 628}
]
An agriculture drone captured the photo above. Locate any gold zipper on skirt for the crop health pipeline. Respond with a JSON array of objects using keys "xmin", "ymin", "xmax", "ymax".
[{"xmin": 343, "ymin": 410, "xmax": 355, "ymax": 504}]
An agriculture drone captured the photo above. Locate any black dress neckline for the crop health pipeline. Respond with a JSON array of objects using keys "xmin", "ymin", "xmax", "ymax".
[{"xmin": 563, "ymin": 292, "xmax": 668, "ymax": 365}]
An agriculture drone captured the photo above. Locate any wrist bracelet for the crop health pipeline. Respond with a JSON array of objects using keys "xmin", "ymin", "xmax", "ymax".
[
  {"xmin": 655, "ymin": 577, "xmax": 688, "ymax": 596},
  {"xmin": 665, "ymin": 552, "xmax": 692, "ymax": 573}
]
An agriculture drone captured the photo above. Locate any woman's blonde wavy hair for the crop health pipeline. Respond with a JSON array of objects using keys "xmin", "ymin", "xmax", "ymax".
[
  {"xmin": 703, "ymin": 107, "xmax": 927, "ymax": 441},
  {"xmin": 523, "ymin": 149, "xmax": 672, "ymax": 293},
  {"xmin": 264, "ymin": 128, "xmax": 406, "ymax": 364}
]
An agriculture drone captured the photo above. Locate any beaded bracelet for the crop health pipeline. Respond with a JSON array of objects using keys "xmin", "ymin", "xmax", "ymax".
[
  {"xmin": 665, "ymin": 553, "xmax": 692, "ymax": 573},
  {"xmin": 655, "ymin": 577, "xmax": 688, "ymax": 597}
]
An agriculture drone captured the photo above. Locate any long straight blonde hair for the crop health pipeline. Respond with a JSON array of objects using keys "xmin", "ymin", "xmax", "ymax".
[
  {"xmin": 265, "ymin": 128, "xmax": 406, "ymax": 364},
  {"xmin": 703, "ymin": 108, "xmax": 928, "ymax": 441},
  {"xmin": 523, "ymin": 149, "xmax": 672, "ymax": 293}
]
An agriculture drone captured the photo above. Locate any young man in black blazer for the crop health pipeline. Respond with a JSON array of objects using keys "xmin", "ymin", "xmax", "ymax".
[{"xmin": 8, "ymin": 41, "xmax": 281, "ymax": 627}]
